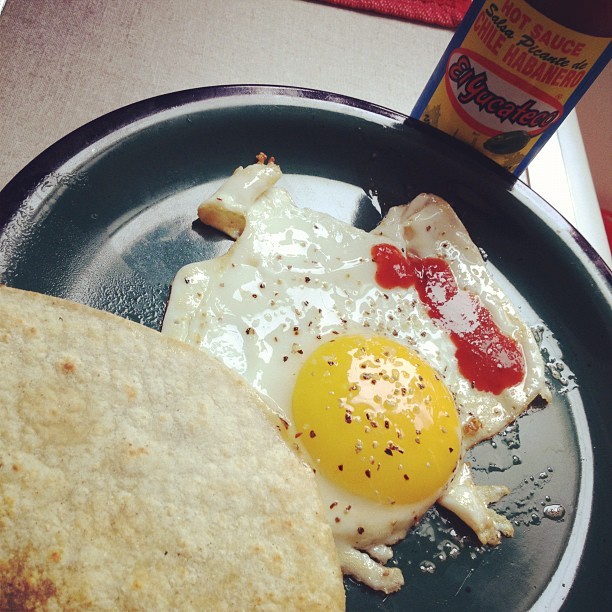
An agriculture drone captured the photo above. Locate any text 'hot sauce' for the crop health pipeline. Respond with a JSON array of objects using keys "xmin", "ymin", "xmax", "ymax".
[{"xmin": 371, "ymin": 243, "xmax": 525, "ymax": 395}]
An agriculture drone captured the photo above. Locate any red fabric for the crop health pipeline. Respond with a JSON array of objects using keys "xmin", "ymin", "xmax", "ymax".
[
  {"xmin": 602, "ymin": 208, "xmax": 612, "ymax": 254},
  {"xmin": 316, "ymin": 0, "xmax": 471, "ymax": 28}
]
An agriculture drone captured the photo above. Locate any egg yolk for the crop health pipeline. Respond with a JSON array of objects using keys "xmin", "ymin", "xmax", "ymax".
[{"xmin": 292, "ymin": 335, "xmax": 461, "ymax": 506}]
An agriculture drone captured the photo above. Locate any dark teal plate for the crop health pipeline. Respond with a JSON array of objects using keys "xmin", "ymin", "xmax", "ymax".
[{"xmin": 1, "ymin": 86, "xmax": 610, "ymax": 611}]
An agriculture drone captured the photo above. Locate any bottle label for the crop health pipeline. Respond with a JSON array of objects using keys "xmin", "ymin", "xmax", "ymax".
[{"xmin": 413, "ymin": 0, "xmax": 611, "ymax": 174}]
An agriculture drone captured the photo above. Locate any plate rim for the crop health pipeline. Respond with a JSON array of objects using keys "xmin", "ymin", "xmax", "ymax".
[{"xmin": 1, "ymin": 84, "xmax": 610, "ymax": 286}]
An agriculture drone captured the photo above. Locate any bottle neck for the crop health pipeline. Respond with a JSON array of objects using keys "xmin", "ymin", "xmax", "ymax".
[{"xmin": 526, "ymin": 0, "xmax": 612, "ymax": 37}]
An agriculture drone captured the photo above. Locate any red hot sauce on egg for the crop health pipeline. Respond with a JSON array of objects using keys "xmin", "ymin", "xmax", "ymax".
[{"xmin": 371, "ymin": 243, "xmax": 525, "ymax": 395}]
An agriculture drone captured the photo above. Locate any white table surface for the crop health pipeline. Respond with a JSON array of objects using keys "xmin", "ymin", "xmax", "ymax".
[{"xmin": 1, "ymin": 0, "xmax": 609, "ymax": 265}]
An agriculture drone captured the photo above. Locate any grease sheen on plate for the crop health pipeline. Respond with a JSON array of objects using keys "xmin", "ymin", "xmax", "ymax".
[{"xmin": 0, "ymin": 86, "xmax": 610, "ymax": 611}]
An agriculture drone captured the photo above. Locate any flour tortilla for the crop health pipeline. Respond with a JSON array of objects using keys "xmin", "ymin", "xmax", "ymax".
[{"xmin": 0, "ymin": 286, "xmax": 344, "ymax": 611}]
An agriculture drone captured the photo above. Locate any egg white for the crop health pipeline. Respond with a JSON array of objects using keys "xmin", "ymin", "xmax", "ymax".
[{"xmin": 162, "ymin": 160, "xmax": 550, "ymax": 592}]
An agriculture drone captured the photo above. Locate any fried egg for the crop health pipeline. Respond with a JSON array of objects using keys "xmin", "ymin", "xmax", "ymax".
[{"xmin": 162, "ymin": 155, "xmax": 550, "ymax": 593}]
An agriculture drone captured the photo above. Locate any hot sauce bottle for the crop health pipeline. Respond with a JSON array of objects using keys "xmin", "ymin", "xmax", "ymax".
[{"xmin": 412, "ymin": 0, "xmax": 611, "ymax": 174}]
